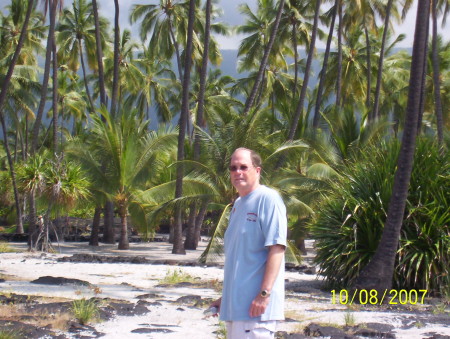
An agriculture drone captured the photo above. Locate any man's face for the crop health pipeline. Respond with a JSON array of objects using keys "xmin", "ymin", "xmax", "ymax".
[{"xmin": 229, "ymin": 149, "xmax": 261, "ymax": 197}]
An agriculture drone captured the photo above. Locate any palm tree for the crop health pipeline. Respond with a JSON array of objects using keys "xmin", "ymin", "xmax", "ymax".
[
  {"xmin": 288, "ymin": 0, "xmax": 321, "ymax": 140},
  {"xmin": 110, "ymin": 0, "xmax": 120, "ymax": 117},
  {"xmin": 0, "ymin": 0, "xmax": 36, "ymax": 234},
  {"xmin": 103, "ymin": 29, "xmax": 140, "ymax": 108},
  {"xmin": 371, "ymin": 0, "xmax": 406, "ymax": 121},
  {"xmin": 67, "ymin": 108, "xmax": 178, "ymax": 250},
  {"xmin": 313, "ymin": 0, "xmax": 339, "ymax": 128},
  {"xmin": 241, "ymin": 0, "xmax": 286, "ymax": 116},
  {"xmin": 172, "ymin": 0, "xmax": 196, "ymax": 255},
  {"xmin": 122, "ymin": 48, "xmax": 175, "ymax": 122},
  {"xmin": 56, "ymin": 0, "xmax": 108, "ymax": 112},
  {"xmin": 355, "ymin": 0, "xmax": 432, "ymax": 293},
  {"xmin": 31, "ymin": 0, "xmax": 61, "ymax": 154},
  {"xmin": 91, "ymin": 0, "xmax": 106, "ymax": 107},
  {"xmin": 130, "ymin": 1, "xmax": 186, "ymax": 81},
  {"xmin": 0, "ymin": 0, "xmax": 45, "ymax": 65}
]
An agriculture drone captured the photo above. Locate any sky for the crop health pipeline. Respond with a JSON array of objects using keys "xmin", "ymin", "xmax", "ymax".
[{"xmin": 0, "ymin": 0, "xmax": 448, "ymax": 49}]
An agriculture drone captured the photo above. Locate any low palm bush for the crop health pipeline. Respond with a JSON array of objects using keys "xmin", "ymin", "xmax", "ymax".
[
  {"xmin": 310, "ymin": 137, "xmax": 449, "ymax": 295},
  {"xmin": 71, "ymin": 298, "xmax": 99, "ymax": 325}
]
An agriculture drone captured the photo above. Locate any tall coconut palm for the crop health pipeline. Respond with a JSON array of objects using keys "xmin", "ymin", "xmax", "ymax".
[
  {"xmin": 184, "ymin": 0, "xmax": 213, "ymax": 250},
  {"xmin": 0, "ymin": 0, "xmax": 36, "ymax": 234},
  {"xmin": 103, "ymin": 29, "xmax": 140, "ymax": 105},
  {"xmin": 371, "ymin": 0, "xmax": 406, "ymax": 121},
  {"xmin": 91, "ymin": 0, "xmax": 106, "ymax": 107},
  {"xmin": 313, "ymin": 0, "xmax": 339, "ymax": 128},
  {"xmin": 110, "ymin": 0, "xmax": 120, "ymax": 117},
  {"xmin": 242, "ymin": 0, "xmax": 286, "ymax": 116},
  {"xmin": 279, "ymin": 0, "xmax": 314, "ymax": 94},
  {"xmin": 122, "ymin": 48, "xmax": 175, "ymax": 123},
  {"xmin": 56, "ymin": 0, "xmax": 108, "ymax": 112},
  {"xmin": 130, "ymin": 0, "xmax": 186, "ymax": 81},
  {"xmin": 0, "ymin": 0, "xmax": 45, "ymax": 65},
  {"xmin": 288, "ymin": 0, "xmax": 321, "ymax": 140},
  {"xmin": 172, "ymin": 0, "xmax": 196, "ymax": 255},
  {"xmin": 355, "ymin": 0, "xmax": 432, "ymax": 293},
  {"xmin": 31, "ymin": 0, "xmax": 62, "ymax": 154}
]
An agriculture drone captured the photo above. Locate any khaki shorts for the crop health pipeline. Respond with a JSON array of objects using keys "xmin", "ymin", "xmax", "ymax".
[{"xmin": 226, "ymin": 320, "xmax": 277, "ymax": 339}]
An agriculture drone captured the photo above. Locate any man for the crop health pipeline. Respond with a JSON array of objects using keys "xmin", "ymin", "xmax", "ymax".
[{"xmin": 211, "ymin": 148, "xmax": 287, "ymax": 339}]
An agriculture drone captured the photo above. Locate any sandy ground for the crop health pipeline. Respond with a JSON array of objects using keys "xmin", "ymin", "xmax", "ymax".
[{"xmin": 0, "ymin": 239, "xmax": 449, "ymax": 339}]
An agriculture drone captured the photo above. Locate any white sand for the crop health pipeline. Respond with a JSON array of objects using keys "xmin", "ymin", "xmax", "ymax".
[{"xmin": 0, "ymin": 241, "xmax": 449, "ymax": 338}]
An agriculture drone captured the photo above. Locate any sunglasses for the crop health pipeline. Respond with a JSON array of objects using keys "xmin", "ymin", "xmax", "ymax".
[{"xmin": 229, "ymin": 165, "xmax": 254, "ymax": 172}]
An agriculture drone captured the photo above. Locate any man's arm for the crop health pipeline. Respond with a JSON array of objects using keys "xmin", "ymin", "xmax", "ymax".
[{"xmin": 249, "ymin": 244, "xmax": 285, "ymax": 318}]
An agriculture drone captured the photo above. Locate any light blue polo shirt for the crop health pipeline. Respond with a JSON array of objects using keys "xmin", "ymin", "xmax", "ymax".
[{"xmin": 220, "ymin": 185, "xmax": 287, "ymax": 322}]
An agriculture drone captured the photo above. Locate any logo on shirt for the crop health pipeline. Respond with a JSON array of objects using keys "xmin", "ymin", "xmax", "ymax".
[{"xmin": 246, "ymin": 212, "xmax": 258, "ymax": 222}]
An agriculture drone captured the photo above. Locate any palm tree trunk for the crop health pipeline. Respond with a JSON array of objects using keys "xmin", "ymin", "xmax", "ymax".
[
  {"xmin": 292, "ymin": 21, "xmax": 299, "ymax": 94},
  {"xmin": 193, "ymin": 200, "xmax": 208, "ymax": 248},
  {"xmin": 364, "ymin": 25, "xmax": 372, "ymax": 109},
  {"xmin": 52, "ymin": 38, "xmax": 58, "ymax": 154},
  {"xmin": 110, "ymin": 0, "xmax": 120, "ymax": 117},
  {"xmin": 31, "ymin": 0, "xmax": 57, "ymax": 154},
  {"xmin": 372, "ymin": 0, "xmax": 393, "ymax": 121},
  {"xmin": 78, "ymin": 38, "xmax": 94, "ymax": 112},
  {"xmin": 173, "ymin": 0, "xmax": 197, "ymax": 255},
  {"xmin": 193, "ymin": 0, "xmax": 212, "ymax": 161},
  {"xmin": 0, "ymin": 0, "xmax": 35, "ymax": 235},
  {"xmin": 354, "ymin": 0, "xmax": 431, "ymax": 294},
  {"xmin": 118, "ymin": 203, "xmax": 129, "ymax": 250},
  {"xmin": 242, "ymin": 0, "xmax": 285, "ymax": 116},
  {"xmin": 335, "ymin": 0, "xmax": 343, "ymax": 108},
  {"xmin": 89, "ymin": 206, "xmax": 101, "ymax": 246},
  {"xmin": 168, "ymin": 15, "xmax": 183, "ymax": 82},
  {"xmin": 184, "ymin": 202, "xmax": 197, "ymax": 250},
  {"xmin": 431, "ymin": 0, "xmax": 444, "ymax": 146},
  {"xmin": 27, "ymin": 191, "xmax": 37, "ymax": 249},
  {"xmin": 288, "ymin": 0, "xmax": 321, "ymax": 140},
  {"xmin": 103, "ymin": 201, "xmax": 115, "ymax": 243},
  {"xmin": 313, "ymin": 0, "xmax": 338, "ymax": 128},
  {"xmin": 417, "ymin": 15, "xmax": 430, "ymax": 135},
  {"xmin": 92, "ymin": 0, "xmax": 106, "ymax": 107}
]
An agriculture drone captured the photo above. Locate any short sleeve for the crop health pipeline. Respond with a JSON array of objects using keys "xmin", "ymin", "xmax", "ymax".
[{"xmin": 260, "ymin": 190, "xmax": 287, "ymax": 247}]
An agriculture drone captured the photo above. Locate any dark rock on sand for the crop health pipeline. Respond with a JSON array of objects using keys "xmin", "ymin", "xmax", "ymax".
[
  {"xmin": 25, "ymin": 301, "xmax": 73, "ymax": 314},
  {"xmin": 423, "ymin": 334, "xmax": 450, "ymax": 339},
  {"xmin": 353, "ymin": 323, "xmax": 396, "ymax": 338},
  {"xmin": 136, "ymin": 293, "xmax": 163, "ymax": 299},
  {"xmin": 0, "ymin": 293, "xmax": 39, "ymax": 305},
  {"xmin": 303, "ymin": 323, "xmax": 350, "ymax": 338},
  {"xmin": 104, "ymin": 301, "xmax": 150, "ymax": 316},
  {"xmin": 0, "ymin": 320, "xmax": 68, "ymax": 339},
  {"xmin": 31, "ymin": 276, "xmax": 90, "ymax": 286},
  {"xmin": 175, "ymin": 294, "xmax": 202, "ymax": 305}
]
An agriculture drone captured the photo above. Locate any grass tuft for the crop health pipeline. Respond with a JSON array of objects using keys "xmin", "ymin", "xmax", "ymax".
[
  {"xmin": 159, "ymin": 269, "xmax": 196, "ymax": 285},
  {"xmin": 71, "ymin": 298, "xmax": 99, "ymax": 325}
]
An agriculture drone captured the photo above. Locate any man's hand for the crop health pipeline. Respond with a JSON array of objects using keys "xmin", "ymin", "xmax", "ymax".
[
  {"xmin": 249, "ymin": 294, "xmax": 270, "ymax": 318},
  {"xmin": 248, "ymin": 244, "xmax": 285, "ymax": 318},
  {"xmin": 209, "ymin": 297, "xmax": 221, "ymax": 317}
]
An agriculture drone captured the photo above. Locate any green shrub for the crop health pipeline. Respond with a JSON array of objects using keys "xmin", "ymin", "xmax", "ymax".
[
  {"xmin": 310, "ymin": 137, "xmax": 449, "ymax": 294},
  {"xmin": 71, "ymin": 298, "xmax": 99, "ymax": 325}
]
